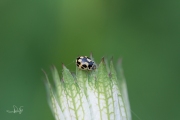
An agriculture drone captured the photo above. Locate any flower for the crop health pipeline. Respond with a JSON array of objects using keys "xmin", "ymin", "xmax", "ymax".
[{"xmin": 44, "ymin": 57, "xmax": 131, "ymax": 120}]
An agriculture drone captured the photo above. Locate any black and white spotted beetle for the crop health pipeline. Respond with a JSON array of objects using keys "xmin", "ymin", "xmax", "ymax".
[{"xmin": 76, "ymin": 56, "xmax": 96, "ymax": 70}]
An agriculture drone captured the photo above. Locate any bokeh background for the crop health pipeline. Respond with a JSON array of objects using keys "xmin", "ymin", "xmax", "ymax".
[{"xmin": 0, "ymin": 0, "xmax": 180, "ymax": 120}]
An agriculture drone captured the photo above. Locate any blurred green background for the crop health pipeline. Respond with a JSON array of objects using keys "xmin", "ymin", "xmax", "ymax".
[{"xmin": 0, "ymin": 0, "xmax": 180, "ymax": 120}]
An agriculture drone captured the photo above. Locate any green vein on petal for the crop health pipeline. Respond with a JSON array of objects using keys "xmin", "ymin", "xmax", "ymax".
[
  {"xmin": 76, "ymin": 67, "xmax": 88, "ymax": 96},
  {"xmin": 51, "ymin": 66, "xmax": 71, "ymax": 120},
  {"xmin": 96, "ymin": 58, "xmax": 115, "ymax": 120},
  {"xmin": 110, "ymin": 60, "xmax": 128, "ymax": 120},
  {"xmin": 51, "ymin": 66, "xmax": 63, "ymax": 109},
  {"xmin": 117, "ymin": 59, "xmax": 131, "ymax": 120},
  {"xmin": 44, "ymin": 71, "xmax": 65, "ymax": 120},
  {"xmin": 62, "ymin": 65, "xmax": 91, "ymax": 120}
]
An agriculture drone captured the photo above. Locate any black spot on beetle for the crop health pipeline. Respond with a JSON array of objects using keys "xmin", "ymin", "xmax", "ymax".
[
  {"xmin": 81, "ymin": 66, "xmax": 84, "ymax": 69},
  {"xmin": 77, "ymin": 61, "xmax": 81, "ymax": 65},
  {"xmin": 82, "ymin": 64, "xmax": 87, "ymax": 68},
  {"xmin": 88, "ymin": 64, "xmax": 92, "ymax": 69}
]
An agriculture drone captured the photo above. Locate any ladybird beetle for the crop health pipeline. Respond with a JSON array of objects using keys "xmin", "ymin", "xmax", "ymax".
[{"xmin": 76, "ymin": 56, "xmax": 96, "ymax": 70}]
